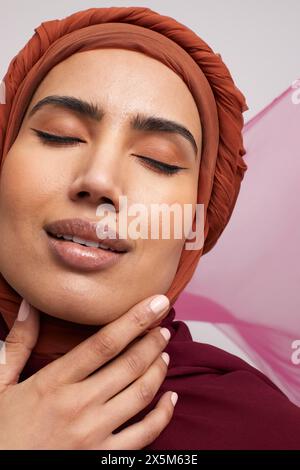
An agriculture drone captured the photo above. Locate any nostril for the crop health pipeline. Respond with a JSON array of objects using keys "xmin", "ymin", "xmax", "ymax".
[{"xmin": 77, "ymin": 191, "xmax": 89, "ymax": 198}]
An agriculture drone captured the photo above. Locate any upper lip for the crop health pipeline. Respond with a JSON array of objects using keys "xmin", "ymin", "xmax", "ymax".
[{"xmin": 44, "ymin": 217, "xmax": 132, "ymax": 253}]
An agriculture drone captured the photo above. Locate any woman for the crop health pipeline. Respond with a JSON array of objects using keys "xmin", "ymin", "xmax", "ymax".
[{"xmin": 0, "ymin": 6, "xmax": 299, "ymax": 450}]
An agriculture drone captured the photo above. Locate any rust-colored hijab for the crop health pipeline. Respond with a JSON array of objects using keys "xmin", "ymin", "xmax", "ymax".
[{"xmin": 0, "ymin": 6, "xmax": 248, "ymax": 357}]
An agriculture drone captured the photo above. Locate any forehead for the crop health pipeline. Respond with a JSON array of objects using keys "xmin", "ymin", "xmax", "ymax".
[{"xmin": 28, "ymin": 48, "xmax": 201, "ymax": 141}]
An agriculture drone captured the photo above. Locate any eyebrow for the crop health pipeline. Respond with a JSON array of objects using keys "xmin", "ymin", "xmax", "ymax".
[{"xmin": 27, "ymin": 95, "xmax": 199, "ymax": 157}]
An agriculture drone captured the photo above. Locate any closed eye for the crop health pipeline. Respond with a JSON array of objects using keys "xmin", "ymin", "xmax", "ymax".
[
  {"xmin": 31, "ymin": 128, "xmax": 188, "ymax": 176},
  {"xmin": 131, "ymin": 154, "xmax": 187, "ymax": 176},
  {"xmin": 30, "ymin": 128, "xmax": 85, "ymax": 146}
]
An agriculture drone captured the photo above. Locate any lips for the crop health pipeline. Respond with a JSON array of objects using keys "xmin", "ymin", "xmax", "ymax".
[
  {"xmin": 44, "ymin": 217, "xmax": 132, "ymax": 272},
  {"xmin": 44, "ymin": 217, "xmax": 132, "ymax": 253}
]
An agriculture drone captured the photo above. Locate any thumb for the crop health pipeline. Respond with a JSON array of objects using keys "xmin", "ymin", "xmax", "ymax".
[{"xmin": 0, "ymin": 299, "xmax": 40, "ymax": 388}]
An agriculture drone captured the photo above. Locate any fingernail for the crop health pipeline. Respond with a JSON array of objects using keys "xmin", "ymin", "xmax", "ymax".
[
  {"xmin": 149, "ymin": 295, "xmax": 169, "ymax": 316},
  {"xmin": 171, "ymin": 392, "xmax": 178, "ymax": 406},
  {"xmin": 17, "ymin": 299, "xmax": 31, "ymax": 321},
  {"xmin": 161, "ymin": 352, "xmax": 170, "ymax": 366},
  {"xmin": 160, "ymin": 327, "xmax": 171, "ymax": 342}
]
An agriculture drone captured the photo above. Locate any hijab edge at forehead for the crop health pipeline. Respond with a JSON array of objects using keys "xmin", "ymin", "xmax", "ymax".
[{"xmin": 2, "ymin": 21, "xmax": 219, "ymax": 207}]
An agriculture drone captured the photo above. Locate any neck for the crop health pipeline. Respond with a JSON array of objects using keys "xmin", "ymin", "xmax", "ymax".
[{"xmin": 0, "ymin": 273, "xmax": 175, "ymax": 359}]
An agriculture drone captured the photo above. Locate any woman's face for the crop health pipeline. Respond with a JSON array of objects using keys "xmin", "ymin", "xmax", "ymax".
[{"xmin": 0, "ymin": 49, "xmax": 201, "ymax": 324}]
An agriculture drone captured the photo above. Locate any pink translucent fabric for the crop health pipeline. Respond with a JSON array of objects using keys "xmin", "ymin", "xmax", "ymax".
[{"xmin": 174, "ymin": 82, "xmax": 300, "ymax": 407}]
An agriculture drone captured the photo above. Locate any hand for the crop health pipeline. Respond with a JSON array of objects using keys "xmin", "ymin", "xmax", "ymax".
[{"xmin": 0, "ymin": 295, "xmax": 177, "ymax": 449}]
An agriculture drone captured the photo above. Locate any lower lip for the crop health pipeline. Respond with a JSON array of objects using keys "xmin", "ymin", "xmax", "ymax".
[{"xmin": 46, "ymin": 232, "xmax": 125, "ymax": 272}]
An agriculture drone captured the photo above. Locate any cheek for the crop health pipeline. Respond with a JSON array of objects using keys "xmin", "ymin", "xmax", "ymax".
[
  {"xmin": 133, "ymin": 237, "xmax": 183, "ymax": 297},
  {"xmin": 132, "ymin": 175, "xmax": 197, "ymax": 288},
  {"xmin": 0, "ymin": 143, "xmax": 64, "ymax": 223},
  {"xmin": 0, "ymin": 149, "xmax": 36, "ymax": 232},
  {"xmin": 142, "ymin": 174, "xmax": 198, "ymax": 241},
  {"xmin": 0, "ymin": 144, "xmax": 66, "ymax": 271}
]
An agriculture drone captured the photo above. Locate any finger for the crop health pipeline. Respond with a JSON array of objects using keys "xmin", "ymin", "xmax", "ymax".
[
  {"xmin": 79, "ymin": 326, "xmax": 171, "ymax": 403},
  {"xmin": 100, "ymin": 352, "xmax": 170, "ymax": 431},
  {"xmin": 102, "ymin": 391, "xmax": 177, "ymax": 450},
  {"xmin": 0, "ymin": 299, "xmax": 40, "ymax": 387},
  {"xmin": 38, "ymin": 294, "xmax": 170, "ymax": 386}
]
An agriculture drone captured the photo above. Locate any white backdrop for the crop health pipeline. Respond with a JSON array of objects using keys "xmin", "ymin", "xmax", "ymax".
[
  {"xmin": 1, "ymin": 0, "xmax": 299, "ymax": 121},
  {"xmin": 1, "ymin": 0, "xmax": 299, "ymax": 364}
]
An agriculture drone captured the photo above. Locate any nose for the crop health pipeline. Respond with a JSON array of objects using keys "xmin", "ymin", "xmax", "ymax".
[{"xmin": 68, "ymin": 138, "xmax": 124, "ymax": 212}]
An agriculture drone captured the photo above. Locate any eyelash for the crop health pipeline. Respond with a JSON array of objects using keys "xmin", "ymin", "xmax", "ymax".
[{"xmin": 30, "ymin": 129, "xmax": 186, "ymax": 176}]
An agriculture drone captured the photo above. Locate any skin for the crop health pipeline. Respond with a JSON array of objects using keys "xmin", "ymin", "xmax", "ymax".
[
  {"xmin": 0, "ymin": 296, "xmax": 177, "ymax": 449},
  {"xmin": 0, "ymin": 48, "xmax": 201, "ymax": 326},
  {"xmin": 0, "ymin": 48, "xmax": 202, "ymax": 449}
]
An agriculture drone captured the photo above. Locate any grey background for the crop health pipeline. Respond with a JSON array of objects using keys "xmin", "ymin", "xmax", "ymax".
[
  {"xmin": 1, "ymin": 0, "xmax": 299, "ymax": 122},
  {"xmin": 1, "ymin": 1, "xmax": 299, "ymax": 363}
]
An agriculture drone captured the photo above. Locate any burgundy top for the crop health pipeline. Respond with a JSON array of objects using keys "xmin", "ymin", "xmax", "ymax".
[{"xmin": 0, "ymin": 309, "xmax": 299, "ymax": 450}]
